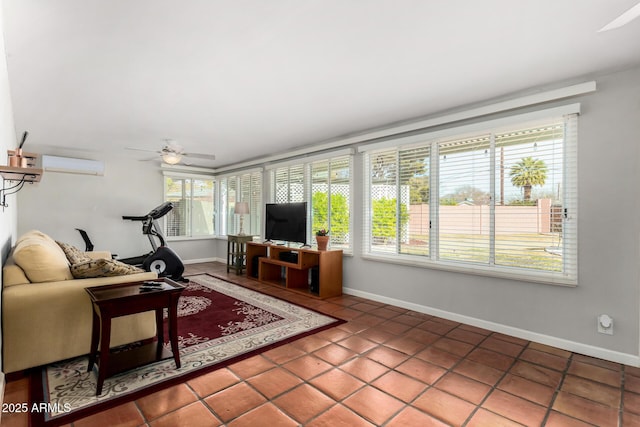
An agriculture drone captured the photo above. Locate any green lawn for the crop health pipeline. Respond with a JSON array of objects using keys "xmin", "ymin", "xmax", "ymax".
[{"xmin": 380, "ymin": 233, "xmax": 563, "ymax": 272}]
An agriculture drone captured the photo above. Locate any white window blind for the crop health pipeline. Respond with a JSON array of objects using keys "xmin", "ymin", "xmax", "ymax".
[
  {"xmin": 220, "ymin": 171, "xmax": 262, "ymax": 236},
  {"xmin": 493, "ymin": 123, "xmax": 567, "ymax": 271},
  {"xmin": 367, "ymin": 147, "xmax": 432, "ymax": 256},
  {"xmin": 363, "ymin": 112, "xmax": 578, "ymax": 285},
  {"xmin": 311, "ymin": 156, "xmax": 352, "ymax": 250},
  {"xmin": 368, "ymin": 150, "xmax": 398, "ymax": 254},
  {"xmin": 438, "ymin": 135, "xmax": 492, "ymax": 264},
  {"xmin": 164, "ymin": 176, "xmax": 215, "ymax": 237},
  {"xmin": 400, "ymin": 146, "xmax": 431, "ymax": 257},
  {"xmin": 273, "ymin": 164, "xmax": 306, "ymax": 203}
]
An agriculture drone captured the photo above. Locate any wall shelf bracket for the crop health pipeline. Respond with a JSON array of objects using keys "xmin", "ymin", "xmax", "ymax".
[{"xmin": 0, "ymin": 167, "xmax": 43, "ymax": 209}]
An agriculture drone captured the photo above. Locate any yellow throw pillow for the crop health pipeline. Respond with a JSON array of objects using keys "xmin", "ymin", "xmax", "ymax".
[
  {"xmin": 70, "ymin": 259, "xmax": 144, "ymax": 279},
  {"xmin": 13, "ymin": 233, "xmax": 74, "ymax": 283}
]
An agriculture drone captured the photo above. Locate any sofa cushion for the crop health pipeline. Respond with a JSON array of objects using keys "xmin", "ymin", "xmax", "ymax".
[
  {"xmin": 17, "ymin": 229, "xmax": 56, "ymax": 245},
  {"xmin": 12, "ymin": 231, "xmax": 74, "ymax": 283},
  {"xmin": 56, "ymin": 241, "xmax": 92, "ymax": 265},
  {"xmin": 70, "ymin": 259, "xmax": 145, "ymax": 279}
]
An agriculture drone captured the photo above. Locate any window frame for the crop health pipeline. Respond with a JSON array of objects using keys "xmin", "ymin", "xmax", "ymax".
[
  {"xmin": 360, "ymin": 105, "xmax": 579, "ymax": 286},
  {"xmin": 163, "ymin": 172, "xmax": 216, "ymax": 240}
]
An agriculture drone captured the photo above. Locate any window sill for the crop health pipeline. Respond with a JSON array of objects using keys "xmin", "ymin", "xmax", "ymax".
[
  {"xmin": 166, "ymin": 235, "xmax": 218, "ymax": 242},
  {"xmin": 361, "ymin": 253, "xmax": 577, "ymax": 287}
]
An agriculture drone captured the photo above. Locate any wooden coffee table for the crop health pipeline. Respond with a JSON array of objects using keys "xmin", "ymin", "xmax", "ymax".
[{"xmin": 85, "ymin": 278, "xmax": 185, "ymax": 395}]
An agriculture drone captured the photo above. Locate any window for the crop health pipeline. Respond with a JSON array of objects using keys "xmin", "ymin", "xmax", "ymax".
[
  {"xmin": 274, "ymin": 164, "xmax": 306, "ymax": 203},
  {"xmin": 311, "ymin": 157, "xmax": 352, "ymax": 250},
  {"xmin": 164, "ymin": 175, "xmax": 215, "ymax": 237},
  {"xmin": 270, "ymin": 154, "xmax": 353, "ymax": 251},
  {"xmin": 220, "ymin": 171, "xmax": 262, "ymax": 236},
  {"xmin": 363, "ymin": 111, "xmax": 577, "ymax": 285}
]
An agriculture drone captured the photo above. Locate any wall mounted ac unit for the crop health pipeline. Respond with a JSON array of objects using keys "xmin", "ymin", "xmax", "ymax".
[{"xmin": 42, "ymin": 155, "xmax": 105, "ymax": 176}]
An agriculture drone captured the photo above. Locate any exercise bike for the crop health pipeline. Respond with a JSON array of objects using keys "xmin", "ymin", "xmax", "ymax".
[{"xmin": 77, "ymin": 202, "xmax": 188, "ymax": 282}]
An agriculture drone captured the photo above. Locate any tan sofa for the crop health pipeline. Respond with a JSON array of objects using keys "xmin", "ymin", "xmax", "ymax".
[{"xmin": 2, "ymin": 230, "xmax": 158, "ymax": 373}]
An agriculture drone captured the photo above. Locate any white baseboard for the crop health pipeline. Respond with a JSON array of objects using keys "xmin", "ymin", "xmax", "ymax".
[
  {"xmin": 343, "ymin": 286, "xmax": 640, "ymax": 367},
  {"xmin": 183, "ymin": 257, "xmax": 220, "ymax": 264}
]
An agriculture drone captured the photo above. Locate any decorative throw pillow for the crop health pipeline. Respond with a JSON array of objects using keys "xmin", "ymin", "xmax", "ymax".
[
  {"xmin": 70, "ymin": 259, "xmax": 144, "ymax": 279},
  {"xmin": 56, "ymin": 241, "xmax": 92, "ymax": 265}
]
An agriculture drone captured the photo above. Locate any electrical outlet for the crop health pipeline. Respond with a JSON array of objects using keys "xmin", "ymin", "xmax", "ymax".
[{"xmin": 597, "ymin": 314, "xmax": 613, "ymax": 335}]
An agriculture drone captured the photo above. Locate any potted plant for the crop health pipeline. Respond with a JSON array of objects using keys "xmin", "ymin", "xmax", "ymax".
[{"xmin": 315, "ymin": 229, "xmax": 329, "ymax": 250}]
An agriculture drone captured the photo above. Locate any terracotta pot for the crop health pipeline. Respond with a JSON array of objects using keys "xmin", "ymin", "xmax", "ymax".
[{"xmin": 316, "ymin": 235, "xmax": 329, "ymax": 251}]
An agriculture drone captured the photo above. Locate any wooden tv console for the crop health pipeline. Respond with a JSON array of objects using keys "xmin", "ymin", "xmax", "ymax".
[{"xmin": 246, "ymin": 242, "xmax": 342, "ymax": 299}]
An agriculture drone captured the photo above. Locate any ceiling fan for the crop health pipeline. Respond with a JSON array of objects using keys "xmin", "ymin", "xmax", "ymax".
[
  {"xmin": 599, "ymin": 1, "xmax": 640, "ymax": 32},
  {"xmin": 126, "ymin": 140, "xmax": 216, "ymax": 165}
]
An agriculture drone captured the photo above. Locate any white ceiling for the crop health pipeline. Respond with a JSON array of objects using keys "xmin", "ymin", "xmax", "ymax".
[{"xmin": 3, "ymin": 0, "xmax": 640, "ymax": 168}]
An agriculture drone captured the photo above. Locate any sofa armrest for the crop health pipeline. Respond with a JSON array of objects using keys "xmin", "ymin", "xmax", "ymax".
[{"xmin": 2, "ymin": 257, "xmax": 30, "ymax": 287}]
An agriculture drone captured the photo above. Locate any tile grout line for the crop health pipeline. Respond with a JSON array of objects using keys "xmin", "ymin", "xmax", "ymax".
[
  {"xmin": 456, "ymin": 330, "xmax": 529, "ymax": 426},
  {"xmin": 539, "ymin": 350, "xmax": 573, "ymax": 426},
  {"xmin": 310, "ymin": 316, "xmax": 402, "ymax": 426},
  {"xmin": 286, "ymin": 320, "xmax": 399, "ymax": 426},
  {"xmin": 307, "ymin": 307, "xmax": 435, "ymax": 426},
  {"xmin": 355, "ymin": 313, "xmax": 524, "ymax": 425},
  {"xmin": 377, "ymin": 319, "xmax": 497, "ymax": 426},
  {"xmin": 237, "ymin": 327, "xmax": 369, "ymax": 425}
]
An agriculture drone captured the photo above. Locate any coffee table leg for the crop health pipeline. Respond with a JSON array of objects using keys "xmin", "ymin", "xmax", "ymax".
[
  {"xmin": 169, "ymin": 295, "xmax": 181, "ymax": 368},
  {"xmin": 87, "ymin": 307, "xmax": 99, "ymax": 372},
  {"xmin": 155, "ymin": 308, "xmax": 164, "ymax": 360},
  {"xmin": 96, "ymin": 316, "xmax": 111, "ymax": 396}
]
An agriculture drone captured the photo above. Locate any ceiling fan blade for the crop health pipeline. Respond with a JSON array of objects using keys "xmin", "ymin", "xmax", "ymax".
[
  {"xmin": 138, "ymin": 156, "xmax": 159, "ymax": 162},
  {"xmin": 599, "ymin": 2, "xmax": 640, "ymax": 32},
  {"xmin": 184, "ymin": 152, "xmax": 216, "ymax": 160},
  {"xmin": 125, "ymin": 147, "xmax": 160, "ymax": 154}
]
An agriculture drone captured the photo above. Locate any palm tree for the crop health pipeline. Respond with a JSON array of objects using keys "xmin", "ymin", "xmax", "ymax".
[{"xmin": 510, "ymin": 157, "xmax": 547, "ymax": 201}]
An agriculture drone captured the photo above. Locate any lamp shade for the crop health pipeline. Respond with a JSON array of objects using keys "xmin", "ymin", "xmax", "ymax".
[{"xmin": 234, "ymin": 201, "xmax": 250, "ymax": 215}]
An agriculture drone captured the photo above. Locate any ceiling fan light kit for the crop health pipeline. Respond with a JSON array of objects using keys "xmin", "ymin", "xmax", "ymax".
[
  {"xmin": 161, "ymin": 151, "xmax": 183, "ymax": 165},
  {"xmin": 125, "ymin": 140, "xmax": 215, "ymax": 166}
]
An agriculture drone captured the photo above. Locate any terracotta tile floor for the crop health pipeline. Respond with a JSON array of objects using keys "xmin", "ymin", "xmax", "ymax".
[{"xmin": 2, "ymin": 262, "xmax": 640, "ymax": 426}]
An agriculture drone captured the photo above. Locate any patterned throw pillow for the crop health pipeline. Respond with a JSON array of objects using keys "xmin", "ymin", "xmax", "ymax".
[
  {"xmin": 70, "ymin": 259, "xmax": 144, "ymax": 279},
  {"xmin": 56, "ymin": 241, "xmax": 92, "ymax": 265}
]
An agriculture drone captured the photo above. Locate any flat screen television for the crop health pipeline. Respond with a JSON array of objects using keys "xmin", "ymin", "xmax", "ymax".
[{"xmin": 265, "ymin": 202, "xmax": 307, "ymax": 245}]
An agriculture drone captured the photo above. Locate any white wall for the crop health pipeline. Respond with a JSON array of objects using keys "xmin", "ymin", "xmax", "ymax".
[
  {"xmin": 0, "ymin": 0, "xmax": 17, "ymax": 253},
  {"xmin": 13, "ymin": 65, "xmax": 640, "ymax": 366},
  {"xmin": 0, "ymin": 0, "xmax": 17, "ymax": 385},
  {"xmin": 345, "ymin": 66, "xmax": 640, "ymax": 365},
  {"xmin": 16, "ymin": 148, "xmax": 221, "ymax": 262},
  {"xmin": 15, "ymin": 150, "xmax": 217, "ymax": 261}
]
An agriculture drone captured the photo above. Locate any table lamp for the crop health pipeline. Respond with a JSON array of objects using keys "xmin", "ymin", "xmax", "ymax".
[{"xmin": 234, "ymin": 202, "xmax": 250, "ymax": 235}]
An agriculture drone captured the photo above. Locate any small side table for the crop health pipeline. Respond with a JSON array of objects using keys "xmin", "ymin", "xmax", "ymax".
[
  {"xmin": 227, "ymin": 234, "xmax": 254, "ymax": 274},
  {"xmin": 85, "ymin": 278, "xmax": 185, "ymax": 395}
]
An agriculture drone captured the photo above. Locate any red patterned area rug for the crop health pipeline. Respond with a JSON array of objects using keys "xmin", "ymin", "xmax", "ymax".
[{"xmin": 29, "ymin": 274, "xmax": 344, "ymax": 426}]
